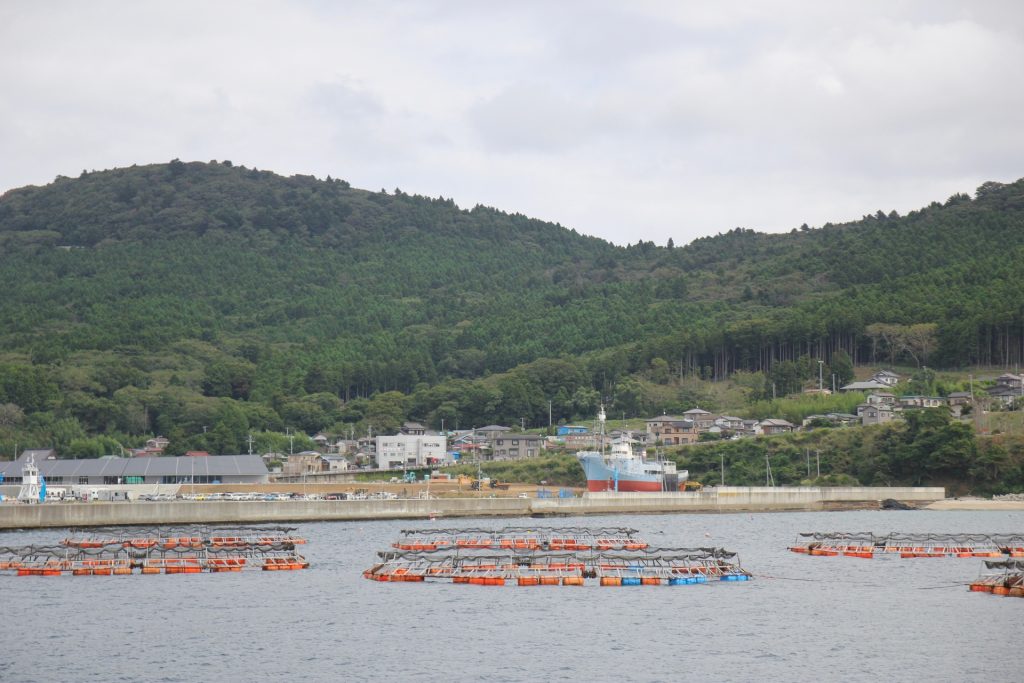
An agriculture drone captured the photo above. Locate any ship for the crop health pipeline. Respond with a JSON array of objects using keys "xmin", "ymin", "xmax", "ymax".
[{"xmin": 576, "ymin": 406, "xmax": 688, "ymax": 492}]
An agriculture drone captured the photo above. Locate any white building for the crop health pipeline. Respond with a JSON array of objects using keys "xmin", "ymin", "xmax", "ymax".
[
  {"xmin": 375, "ymin": 434, "xmax": 449, "ymax": 470},
  {"xmin": 872, "ymin": 370, "xmax": 901, "ymax": 386}
]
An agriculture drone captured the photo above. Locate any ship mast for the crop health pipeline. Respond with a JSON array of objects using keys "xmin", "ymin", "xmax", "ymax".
[{"xmin": 597, "ymin": 404, "xmax": 606, "ymax": 455}]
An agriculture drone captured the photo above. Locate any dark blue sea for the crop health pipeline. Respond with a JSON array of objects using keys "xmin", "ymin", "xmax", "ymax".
[{"xmin": 1, "ymin": 510, "xmax": 1021, "ymax": 682}]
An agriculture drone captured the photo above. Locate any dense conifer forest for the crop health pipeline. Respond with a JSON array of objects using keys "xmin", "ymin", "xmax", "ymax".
[{"xmin": 2, "ymin": 160, "xmax": 1024, "ymax": 491}]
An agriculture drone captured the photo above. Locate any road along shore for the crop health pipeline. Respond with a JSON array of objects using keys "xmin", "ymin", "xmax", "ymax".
[{"xmin": 0, "ymin": 486, "xmax": 945, "ymax": 529}]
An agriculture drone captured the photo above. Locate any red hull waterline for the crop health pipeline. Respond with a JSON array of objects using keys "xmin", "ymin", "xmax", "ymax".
[{"xmin": 587, "ymin": 479, "xmax": 664, "ymax": 492}]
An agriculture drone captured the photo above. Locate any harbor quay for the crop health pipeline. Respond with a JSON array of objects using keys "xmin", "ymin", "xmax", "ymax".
[{"xmin": 0, "ymin": 486, "xmax": 945, "ymax": 529}]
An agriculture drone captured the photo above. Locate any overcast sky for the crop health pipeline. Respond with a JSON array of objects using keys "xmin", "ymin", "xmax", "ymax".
[{"xmin": 2, "ymin": 1, "xmax": 1023, "ymax": 246}]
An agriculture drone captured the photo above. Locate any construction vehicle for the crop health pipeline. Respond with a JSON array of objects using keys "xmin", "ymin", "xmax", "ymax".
[{"xmin": 680, "ymin": 481, "xmax": 703, "ymax": 492}]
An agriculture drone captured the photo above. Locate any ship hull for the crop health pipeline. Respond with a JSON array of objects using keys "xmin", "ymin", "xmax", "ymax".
[
  {"xmin": 578, "ymin": 453, "xmax": 666, "ymax": 492},
  {"xmin": 586, "ymin": 478, "xmax": 664, "ymax": 492}
]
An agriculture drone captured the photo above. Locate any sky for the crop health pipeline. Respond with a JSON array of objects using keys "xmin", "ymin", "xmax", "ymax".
[{"xmin": 1, "ymin": 1, "xmax": 1023, "ymax": 246}]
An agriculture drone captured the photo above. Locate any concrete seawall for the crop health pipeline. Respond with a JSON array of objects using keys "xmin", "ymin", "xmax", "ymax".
[{"xmin": 0, "ymin": 486, "xmax": 945, "ymax": 529}]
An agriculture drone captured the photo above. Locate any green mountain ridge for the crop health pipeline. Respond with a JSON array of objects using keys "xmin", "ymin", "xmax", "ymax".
[{"xmin": 2, "ymin": 161, "xmax": 1024, "ymax": 460}]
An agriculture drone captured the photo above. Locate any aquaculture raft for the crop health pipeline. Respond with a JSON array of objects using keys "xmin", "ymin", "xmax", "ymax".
[
  {"xmin": 365, "ymin": 526, "xmax": 752, "ymax": 586},
  {"xmin": 788, "ymin": 532, "xmax": 1019, "ymax": 559},
  {"xmin": 969, "ymin": 560, "xmax": 1024, "ymax": 597},
  {"xmin": 0, "ymin": 525, "xmax": 309, "ymax": 576}
]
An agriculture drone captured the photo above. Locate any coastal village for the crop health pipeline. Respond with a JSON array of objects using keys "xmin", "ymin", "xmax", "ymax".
[{"xmin": 2, "ymin": 367, "xmax": 1020, "ymax": 497}]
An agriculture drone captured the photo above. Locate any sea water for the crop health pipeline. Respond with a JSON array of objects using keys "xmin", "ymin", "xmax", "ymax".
[{"xmin": 1, "ymin": 509, "xmax": 1021, "ymax": 682}]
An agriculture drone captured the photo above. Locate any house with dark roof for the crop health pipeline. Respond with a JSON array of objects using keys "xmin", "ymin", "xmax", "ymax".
[
  {"xmin": 898, "ymin": 395, "xmax": 947, "ymax": 409},
  {"xmin": 489, "ymin": 434, "xmax": 543, "ymax": 460},
  {"xmin": 988, "ymin": 385, "xmax": 1018, "ymax": 407},
  {"xmin": 872, "ymin": 370, "xmax": 901, "ymax": 386},
  {"xmin": 947, "ymin": 391, "xmax": 973, "ymax": 407},
  {"xmin": 759, "ymin": 419, "xmax": 794, "ymax": 435},
  {"xmin": 858, "ymin": 403, "xmax": 896, "ymax": 425},
  {"xmin": 840, "ymin": 380, "xmax": 890, "ymax": 392},
  {"xmin": 995, "ymin": 373, "xmax": 1024, "ymax": 390}
]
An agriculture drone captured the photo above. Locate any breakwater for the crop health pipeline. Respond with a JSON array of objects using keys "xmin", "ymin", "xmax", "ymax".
[{"xmin": 0, "ymin": 486, "xmax": 943, "ymax": 528}]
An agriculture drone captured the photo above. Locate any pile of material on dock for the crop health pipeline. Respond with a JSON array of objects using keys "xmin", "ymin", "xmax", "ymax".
[
  {"xmin": 364, "ymin": 525, "xmax": 752, "ymax": 586},
  {"xmin": 0, "ymin": 525, "xmax": 309, "ymax": 576},
  {"xmin": 788, "ymin": 532, "xmax": 1022, "ymax": 559}
]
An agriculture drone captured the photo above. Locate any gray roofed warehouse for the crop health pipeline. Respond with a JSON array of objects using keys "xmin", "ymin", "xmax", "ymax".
[{"xmin": 0, "ymin": 453, "xmax": 269, "ymax": 486}]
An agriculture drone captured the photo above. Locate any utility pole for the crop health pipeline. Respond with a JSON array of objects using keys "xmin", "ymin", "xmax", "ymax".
[
  {"xmin": 816, "ymin": 450, "xmax": 820, "ymax": 478},
  {"xmin": 818, "ymin": 360, "xmax": 824, "ymax": 393},
  {"xmin": 720, "ymin": 453, "xmax": 724, "ymax": 486},
  {"xmin": 246, "ymin": 434, "xmax": 254, "ymax": 456},
  {"xmin": 548, "ymin": 400, "xmax": 552, "ymax": 428}
]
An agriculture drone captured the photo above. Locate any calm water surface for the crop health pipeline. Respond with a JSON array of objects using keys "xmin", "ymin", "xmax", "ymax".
[{"xmin": 1, "ymin": 509, "xmax": 1021, "ymax": 682}]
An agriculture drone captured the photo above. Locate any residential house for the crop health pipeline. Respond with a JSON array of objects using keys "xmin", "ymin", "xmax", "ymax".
[
  {"xmin": 866, "ymin": 392, "xmax": 897, "ymax": 406},
  {"xmin": 132, "ymin": 436, "xmax": 170, "ymax": 458},
  {"xmin": 988, "ymin": 385, "xmax": 1018, "ymax": 407},
  {"xmin": 321, "ymin": 454, "xmax": 350, "ymax": 471},
  {"xmin": 715, "ymin": 416, "xmax": 745, "ymax": 431},
  {"xmin": 608, "ymin": 429, "xmax": 648, "ymax": 444},
  {"xmin": 759, "ymin": 419, "xmax": 794, "ymax": 435},
  {"xmin": 840, "ymin": 380, "xmax": 890, "ymax": 393},
  {"xmin": 489, "ymin": 434, "xmax": 543, "ymax": 460},
  {"xmin": 858, "ymin": 403, "xmax": 895, "ymax": 426},
  {"xmin": 645, "ymin": 416, "xmax": 697, "ymax": 445},
  {"xmin": 898, "ymin": 395, "xmax": 947, "ymax": 409},
  {"xmin": 741, "ymin": 420, "xmax": 762, "ymax": 436},
  {"xmin": 947, "ymin": 391, "xmax": 973, "ymax": 407},
  {"xmin": 448, "ymin": 431, "xmax": 487, "ymax": 460},
  {"xmin": 682, "ymin": 408, "xmax": 716, "ymax": 432},
  {"xmin": 284, "ymin": 451, "xmax": 326, "ymax": 476},
  {"xmin": 475, "ymin": 425, "xmax": 512, "ymax": 441},
  {"xmin": 658, "ymin": 419, "xmax": 697, "ymax": 446},
  {"xmin": 401, "ymin": 422, "xmax": 427, "ymax": 436},
  {"xmin": 145, "ymin": 437, "xmax": 170, "ymax": 451},
  {"xmin": 995, "ymin": 374, "xmax": 1024, "ymax": 391},
  {"xmin": 872, "ymin": 370, "xmax": 901, "ymax": 386},
  {"xmin": 802, "ymin": 413, "xmax": 860, "ymax": 428}
]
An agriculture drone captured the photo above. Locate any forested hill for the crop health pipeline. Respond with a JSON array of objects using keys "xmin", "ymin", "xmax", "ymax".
[{"xmin": 1, "ymin": 160, "xmax": 1024, "ymax": 455}]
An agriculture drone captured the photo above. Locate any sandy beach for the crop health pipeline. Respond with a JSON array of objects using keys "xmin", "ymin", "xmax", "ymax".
[{"xmin": 926, "ymin": 499, "xmax": 1024, "ymax": 511}]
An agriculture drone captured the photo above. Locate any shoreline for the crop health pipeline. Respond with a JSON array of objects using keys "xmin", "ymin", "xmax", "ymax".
[
  {"xmin": 924, "ymin": 499, "xmax": 1024, "ymax": 511},
  {"xmin": 0, "ymin": 486, "xmax": 948, "ymax": 528}
]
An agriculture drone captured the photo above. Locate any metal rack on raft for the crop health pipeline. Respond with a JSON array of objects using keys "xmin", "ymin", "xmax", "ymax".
[
  {"xmin": 788, "ymin": 532, "xmax": 1022, "ymax": 559},
  {"xmin": 366, "ymin": 527, "xmax": 752, "ymax": 586},
  {"xmin": 969, "ymin": 559, "xmax": 1024, "ymax": 598},
  {"xmin": 392, "ymin": 526, "xmax": 650, "ymax": 552},
  {"xmin": 0, "ymin": 525, "xmax": 309, "ymax": 576}
]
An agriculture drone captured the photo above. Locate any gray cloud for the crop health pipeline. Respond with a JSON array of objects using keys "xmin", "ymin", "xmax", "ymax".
[{"xmin": 1, "ymin": 1, "xmax": 1022, "ymax": 245}]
